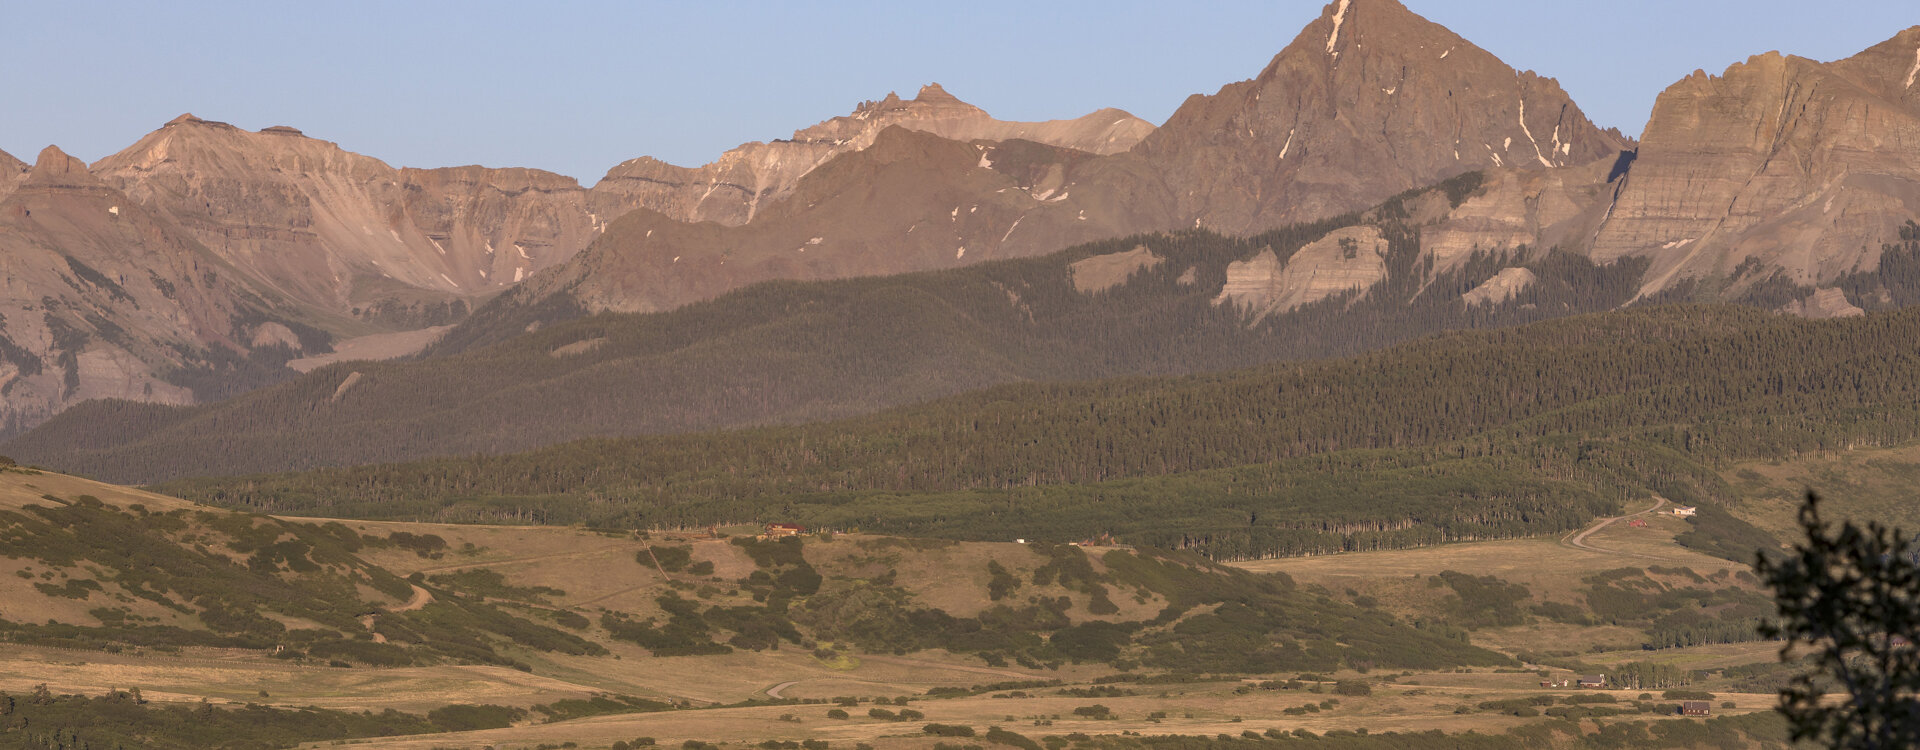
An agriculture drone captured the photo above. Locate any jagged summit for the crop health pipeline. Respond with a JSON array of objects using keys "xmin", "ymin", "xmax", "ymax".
[{"xmin": 1134, "ymin": 0, "xmax": 1629, "ymax": 235}]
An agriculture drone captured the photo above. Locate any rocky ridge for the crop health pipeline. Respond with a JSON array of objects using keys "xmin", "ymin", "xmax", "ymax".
[
  {"xmin": 1589, "ymin": 27, "xmax": 1920, "ymax": 300},
  {"xmin": 92, "ymin": 115, "xmax": 599, "ymax": 327},
  {"xmin": 0, "ymin": 146, "xmax": 324, "ymax": 433},
  {"xmin": 450, "ymin": 0, "xmax": 1633, "ymax": 341},
  {"xmin": 585, "ymin": 83, "xmax": 1154, "ymax": 227}
]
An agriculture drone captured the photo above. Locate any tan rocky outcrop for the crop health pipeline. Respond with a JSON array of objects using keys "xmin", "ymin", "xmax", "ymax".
[
  {"xmin": 1214, "ymin": 226, "xmax": 1389, "ymax": 322},
  {"xmin": 1590, "ymin": 28, "xmax": 1920, "ymax": 294},
  {"xmin": 1780, "ymin": 287, "xmax": 1865, "ymax": 319},
  {"xmin": 1069, "ymin": 245, "xmax": 1165, "ymax": 294},
  {"xmin": 1461, "ymin": 267, "xmax": 1538, "ymax": 306},
  {"xmin": 1419, "ymin": 158, "xmax": 1623, "ymax": 270}
]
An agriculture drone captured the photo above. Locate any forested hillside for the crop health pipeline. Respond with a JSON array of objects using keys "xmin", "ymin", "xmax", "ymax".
[
  {"xmin": 12, "ymin": 175, "xmax": 1677, "ymax": 483},
  {"xmin": 157, "ymin": 305, "xmax": 1920, "ymax": 559}
]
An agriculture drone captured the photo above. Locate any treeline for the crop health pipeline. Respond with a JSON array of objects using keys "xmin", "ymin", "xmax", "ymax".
[
  {"xmin": 146, "ymin": 305, "xmax": 1920, "ymax": 558},
  {"xmin": 13, "ymin": 173, "xmax": 1668, "ymax": 483},
  {"xmin": 0, "ymin": 686, "xmax": 437, "ymax": 750}
]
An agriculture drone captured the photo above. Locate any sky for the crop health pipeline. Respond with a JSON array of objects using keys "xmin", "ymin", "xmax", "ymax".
[{"xmin": 2, "ymin": 1, "xmax": 1914, "ymax": 184}]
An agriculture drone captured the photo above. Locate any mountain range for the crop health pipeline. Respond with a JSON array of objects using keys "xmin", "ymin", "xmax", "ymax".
[{"xmin": 6, "ymin": 0, "xmax": 1920, "ymax": 470}]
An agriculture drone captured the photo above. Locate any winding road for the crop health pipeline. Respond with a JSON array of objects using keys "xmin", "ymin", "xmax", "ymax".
[
  {"xmin": 362, "ymin": 584, "xmax": 436, "ymax": 643},
  {"xmin": 1560, "ymin": 495, "xmax": 1668, "ymax": 558}
]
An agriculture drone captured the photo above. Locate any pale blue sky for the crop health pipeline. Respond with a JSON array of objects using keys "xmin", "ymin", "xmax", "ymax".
[{"xmin": 2, "ymin": 1, "xmax": 1913, "ymax": 184}]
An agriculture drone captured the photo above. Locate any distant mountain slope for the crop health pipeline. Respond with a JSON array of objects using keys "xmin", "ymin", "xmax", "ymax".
[
  {"xmin": 94, "ymin": 115, "xmax": 601, "ymax": 326},
  {"xmin": 152, "ymin": 304, "xmax": 1920, "ymax": 561},
  {"xmin": 0, "ymin": 147, "xmax": 330, "ymax": 434},
  {"xmin": 438, "ymin": 0, "xmax": 1632, "ymax": 340},
  {"xmin": 585, "ymin": 83, "xmax": 1154, "ymax": 227},
  {"xmin": 1589, "ymin": 26, "xmax": 1920, "ymax": 302},
  {"xmin": 10, "ymin": 173, "xmax": 1690, "ymax": 482}
]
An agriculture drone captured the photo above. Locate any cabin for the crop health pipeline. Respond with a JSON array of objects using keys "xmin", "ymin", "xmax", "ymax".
[
  {"xmin": 764, "ymin": 523, "xmax": 805, "ymax": 538},
  {"xmin": 1577, "ymin": 674, "xmax": 1607, "ymax": 689},
  {"xmin": 1681, "ymin": 701, "xmax": 1711, "ymax": 716},
  {"xmin": 1672, "ymin": 506, "xmax": 1698, "ymax": 517}
]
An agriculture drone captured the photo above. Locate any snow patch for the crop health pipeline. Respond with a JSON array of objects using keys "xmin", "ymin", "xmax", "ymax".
[
  {"xmin": 807, "ymin": 236, "xmax": 823, "ymax": 245},
  {"xmin": 438, "ymin": 273, "xmax": 455, "ymax": 285},
  {"xmin": 1516, "ymin": 97, "xmax": 1553, "ymax": 168},
  {"xmin": 1440, "ymin": 48, "xmax": 1452, "ymax": 59},
  {"xmin": 430, "ymin": 239, "xmax": 446, "ymax": 255},
  {"xmin": 1325, "ymin": 0, "xmax": 1350, "ymax": 55},
  {"xmin": 1000, "ymin": 217, "xmax": 1023, "ymax": 243},
  {"xmin": 1077, "ymin": 209, "xmax": 1087, "ymax": 221},
  {"xmin": 1279, "ymin": 128, "xmax": 1295, "ymax": 159},
  {"xmin": 1503, "ymin": 137, "xmax": 1512, "ymax": 150},
  {"xmin": 672, "ymin": 256, "xmax": 681, "ymax": 263},
  {"xmin": 977, "ymin": 150, "xmax": 993, "ymax": 169},
  {"xmin": 1383, "ymin": 87, "xmax": 1396, "ymax": 95},
  {"xmin": 1909, "ymin": 47, "xmax": 1920, "ymax": 88},
  {"xmin": 513, "ymin": 267, "xmax": 525, "ymax": 282},
  {"xmin": 1661, "ymin": 238, "xmax": 1695, "ymax": 249},
  {"xmin": 107, "ymin": 205, "xmax": 119, "ymax": 216},
  {"xmin": 485, "ymin": 240, "xmax": 496, "ymax": 255},
  {"xmin": 956, "ymin": 246, "xmax": 967, "ymax": 259},
  {"xmin": 389, "ymin": 229, "xmax": 402, "ymax": 242},
  {"xmin": 515, "ymin": 243, "xmax": 530, "ymax": 260},
  {"xmin": 951, "ymin": 207, "xmax": 960, "ymax": 220}
]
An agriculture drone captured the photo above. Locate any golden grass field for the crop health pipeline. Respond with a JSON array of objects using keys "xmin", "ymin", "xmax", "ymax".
[{"xmin": 0, "ymin": 471, "xmax": 1803, "ymax": 748}]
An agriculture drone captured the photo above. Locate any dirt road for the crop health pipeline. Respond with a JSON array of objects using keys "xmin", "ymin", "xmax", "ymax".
[{"xmin": 1561, "ymin": 496, "xmax": 1668, "ymax": 557}]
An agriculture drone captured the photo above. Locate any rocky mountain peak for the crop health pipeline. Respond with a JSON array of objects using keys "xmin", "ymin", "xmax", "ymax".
[
  {"xmin": 23, "ymin": 145, "xmax": 103, "ymax": 189},
  {"xmin": 1133, "ymin": 0, "xmax": 1628, "ymax": 235},
  {"xmin": 914, "ymin": 82, "xmax": 964, "ymax": 104}
]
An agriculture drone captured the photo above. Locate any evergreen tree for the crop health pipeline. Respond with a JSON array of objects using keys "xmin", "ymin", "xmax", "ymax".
[{"xmin": 1757, "ymin": 492, "xmax": 1920, "ymax": 749}]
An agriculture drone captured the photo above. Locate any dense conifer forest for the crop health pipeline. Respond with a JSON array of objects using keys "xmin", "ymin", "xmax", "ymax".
[{"xmin": 156, "ymin": 305, "xmax": 1920, "ymax": 559}]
